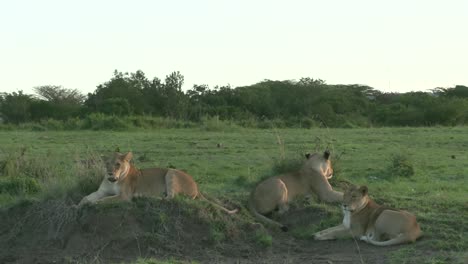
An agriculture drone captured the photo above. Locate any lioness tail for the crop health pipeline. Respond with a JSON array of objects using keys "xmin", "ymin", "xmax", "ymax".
[
  {"xmin": 198, "ymin": 192, "xmax": 238, "ymax": 214},
  {"xmin": 365, "ymin": 232, "xmax": 420, "ymax": 246},
  {"xmin": 248, "ymin": 198, "xmax": 288, "ymax": 232}
]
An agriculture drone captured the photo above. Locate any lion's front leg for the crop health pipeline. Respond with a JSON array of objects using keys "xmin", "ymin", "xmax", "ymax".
[
  {"xmin": 78, "ymin": 190, "xmax": 108, "ymax": 206},
  {"xmin": 164, "ymin": 170, "xmax": 176, "ymax": 199},
  {"xmin": 95, "ymin": 195, "xmax": 126, "ymax": 203},
  {"xmin": 319, "ymin": 189, "xmax": 344, "ymax": 203},
  {"xmin": 314, "ymin": 224, "xmax": 351, "ymax": 240}
]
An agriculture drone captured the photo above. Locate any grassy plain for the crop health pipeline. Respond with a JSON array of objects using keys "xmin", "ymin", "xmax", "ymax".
[{"xmin": 0, "ymin": 127, "xmax": 467, "ymax": 263}]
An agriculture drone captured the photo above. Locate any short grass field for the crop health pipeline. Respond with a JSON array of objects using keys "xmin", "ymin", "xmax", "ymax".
[{"xmin": 0, "ymin": 127, "xmax": 467, "ymax": 263}]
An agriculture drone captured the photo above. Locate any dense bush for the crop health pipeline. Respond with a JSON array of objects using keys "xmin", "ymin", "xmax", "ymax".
[{"xmin": 1, "ymin": 70, "xmax": 468, "ymax": 128}]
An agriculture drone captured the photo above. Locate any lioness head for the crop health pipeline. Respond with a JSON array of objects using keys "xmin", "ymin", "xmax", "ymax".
[
  {"xmin": 342, "ymin": 185, "xmax": 369, "ymax": 212},
  {"xmin": 303, "ymin": 150, "xmax": 333, "ymax": 179},
  {"xmin": 105, "ymin": 152, "xmax": 133, "ymax": 182}
]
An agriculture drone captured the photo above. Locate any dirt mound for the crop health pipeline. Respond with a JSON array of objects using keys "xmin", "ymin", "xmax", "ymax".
[
  {"xmin": 0, "ymin": 198, "xmax": 401, "ymax": 264},
  {"xmin": 0, "ymin": 197, "xmax": 264, "ymax": 263}
]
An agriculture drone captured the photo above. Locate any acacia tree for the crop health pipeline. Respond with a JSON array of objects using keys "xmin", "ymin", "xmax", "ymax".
[
  {"xmin": 34, "ymin": 85, "xmax": 86, "ymax": 104},
  {"xmin": 31, "ymin": 85, "xmax": 86, "ymax": 120}
]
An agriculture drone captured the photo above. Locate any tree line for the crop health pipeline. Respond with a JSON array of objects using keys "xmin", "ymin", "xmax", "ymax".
[{"xmin": 1, "ymin": 70, "xmax": 468, "ymax": 128}]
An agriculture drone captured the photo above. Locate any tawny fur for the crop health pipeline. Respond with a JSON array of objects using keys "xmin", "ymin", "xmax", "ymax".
[
  {"xmin": 78, "ymin": 152, "xmax": 238, "ymax": 214},
  {"xmin": 314, "ymin": 185, "xmax": 422, "ymax": 246},
  {"xmin": 249, "ymin": 151, "xmax": 343, "ymax": 230}
]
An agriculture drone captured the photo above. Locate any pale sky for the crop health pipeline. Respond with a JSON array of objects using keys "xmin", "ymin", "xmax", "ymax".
[{"xmin": 1, "ymin": 0, "xmax": 467, "ymax": 95}]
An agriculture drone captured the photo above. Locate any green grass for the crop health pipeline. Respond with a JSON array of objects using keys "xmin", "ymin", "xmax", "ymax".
[{"xmin": 0, "ymin": 127, "xmax": 467, "ymax": 262}]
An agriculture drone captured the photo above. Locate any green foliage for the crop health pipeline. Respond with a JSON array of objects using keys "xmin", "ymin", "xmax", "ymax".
[
  {"xmin": 254, "ymin": 230, "xmax": 273, "ymax": 247},
  {"xmin": 0, "ymin": 91, "xmax": 34, "ymax": 124},
  {"xmin": 0, "ymin": 177, "xmax": 41, "ymax": 195},
  {"xmin": 100, "ymin": 98, "xmax": 132, "ymax": 116},
  {"xmin": 209, "ymin": 224, "xmax": 227, "ymax": 243},
  {"xmin": 2, "ymin": 70, "xmax": 468, "ymax": 128},
  {"xmin": 0, "ymin": 148, "xmax": 52, "ymax": 179},
  {"xmin": 387, "ymin": 153, "xmax": 415, "ymax": 178},
  {"xmin": 28, "ymin": 85, "xmax": 84, "ymax": 121},
  {"xmin": 270, "ymin": 156, "xmax": 304, "ymax": 176},
  {"xmin": 83, "ymin": 113, "xmax": 131, "ymax": 130}
]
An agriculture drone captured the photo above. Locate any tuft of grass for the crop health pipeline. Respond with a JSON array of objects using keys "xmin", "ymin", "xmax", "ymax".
[
  {"xmin": 199, "ymin": 115, "xmax": 241, "ymax": 132},
  {"xmin": 365, "ymin": 151, "xmax": 416, "ymax": 181},
  {"xmin": 233, "ymin": 175, "xmax": 250, "ymax": 188},
  {"xmin": 270, "ymin": 156, "xmax": 304, "ymax": 176},
  {"xmin": 387, "ymin": 152, "xmax": 415, "ymax": 178},
  {"xmin": 254, "ymin": 230, "xmax": 273, "ymax": 247},
  {"xmin": 209, "ymin": 225, "xmax": 226, "ymax": 244},
  {"xmin": 37, "ymin": 151, "xmax": 105, "ymax": 203},
  {"xmin": 0, "ymin": 176, "xmax": 41, "ymax": 195}
]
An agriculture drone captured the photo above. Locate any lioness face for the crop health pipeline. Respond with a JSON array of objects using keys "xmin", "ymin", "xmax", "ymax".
[
  {"xmin": 342, "ymin": 185, "xmax": 368, "ymax": 212},
  {"xmin": 304, "ymin": 151, "xmax": 334, "ymax": 179},
  {"xmin": 105, "ymin": 152, "xmax": 133, "ymax": 182},
  {"xmin": 323, "ymin": 160, "xmax": 333, "ymax": 179}
]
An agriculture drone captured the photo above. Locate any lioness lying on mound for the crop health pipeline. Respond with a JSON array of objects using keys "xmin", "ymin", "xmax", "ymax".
[
  {"xmin": 78, "ymin": 152, "xmax": 238, "ymax": 214},
  {"xmin": 314, "ymin": 185, "xmax": 422, "ymax": 246},
  {"xmin": 249, "ymin": 151, "xmax": 343, "ymax": 231}
]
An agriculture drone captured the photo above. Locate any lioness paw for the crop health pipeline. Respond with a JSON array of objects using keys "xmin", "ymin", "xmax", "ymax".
[{"xmin": 314, "ymin": 233, "xmax": 324, "ymax": 240}]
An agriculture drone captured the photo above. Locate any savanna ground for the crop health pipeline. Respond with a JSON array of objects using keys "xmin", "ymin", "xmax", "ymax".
[{"xmin": 0, "ymin": 127, "xmax": 466, "ymax": 264}]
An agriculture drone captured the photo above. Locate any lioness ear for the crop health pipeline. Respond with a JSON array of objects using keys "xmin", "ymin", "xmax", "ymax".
[
  {"xmin": 305, "ymin": 153, "xmax": 311, "ymax": 159},
  {"xmin": 359, "ymin": 185, "xmax": 368, "ymax": 196},
  {"xmin": 115, "ymin": 146, "xmax": 121, "ymax": 153},
  {"xmin": 323, "ymin": 150, "xmax": 330, "ymax": 160},
  {"xmin": 123, "ymin": 152, "xmax": 133, "ymax": 162}
]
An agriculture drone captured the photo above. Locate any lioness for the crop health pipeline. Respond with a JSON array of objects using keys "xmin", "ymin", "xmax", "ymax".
[
  {"xmin": 78, "ymin": 152, "xmax": 238, "ymax": 214},
  {"xmin": 249, "ymin": 151, "xmax": 343, "ymax": 231},
  {"xmin": 314, "ymin": 185, "xmax": 422, "ymax": 246}
]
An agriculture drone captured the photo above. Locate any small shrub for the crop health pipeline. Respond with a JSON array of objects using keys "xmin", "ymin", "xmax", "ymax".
[
  {"xmin": 209, "ymin": 226, "xmax": 226, "ymax": 243},
  {"xmin": 271, "ymin": 156, "xmax": 303, "ymax": 175},
  {"xmin": 39, "ymin": 118, "xmax": 64, "ymax": 130},
  {"xmin": 388, "ymin": 153, "xmax": 415, "ymax": 178},
  {"xmin": 0, "ymin": 176, "xmax": 41, "ymax": 195},
  {"xmin": 63, "ymin": 117, "xmax": 85, "ymax": 130},
  {"xmin": 200, "ymin": 115, "xmax": 220, "ymax": 131},
  {"xmin": 199, "ymin": 115, "xmax": 239, "ymax": 131},
  {"xmin": 0, "ymin": 149, "xmax": 57, "ymax": 180},
  {"xmin": 29, "ymin": 124, "xmax": 47, "ymax": 131},
  {"xmin": 298, "ymin": 117, "xmax": 318, "ymax": 129},
  {"xmin": 73, "ymin": 171, "xmax": 103, "ymax": 197},
  {"xmin": 254, "ymin": 230, "xmax": 273, "ymax": 247},
  {"xmin": 235, "ymin": 116, "xmax": 259, "ymax": 128},
  {"xmin": 233, "ymin": 175, "xmax": 249, "ymax": 187},
  {"xmin": 257, "ymin": 119, "xmax": 274, "ymax": 129},
  {"xmin": 84, "ymin": 113, "xmax": 131, "ymax": 130},
  {"xmin": 0, "ymin": 148, "xmax": 27, "ymax": 177}
]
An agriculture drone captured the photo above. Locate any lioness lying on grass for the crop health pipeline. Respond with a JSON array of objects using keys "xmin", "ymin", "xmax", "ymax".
[
  {"xmin": 249, "ymin": 151, "xmax": 343, "ymax": 231},
  {"xmin": 314, "ymin": 185, "xmax": 422, "ymax": 246},
  {"xmin": 78, "ymin": 152, "xmax": 238, "ymax": 214}
]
